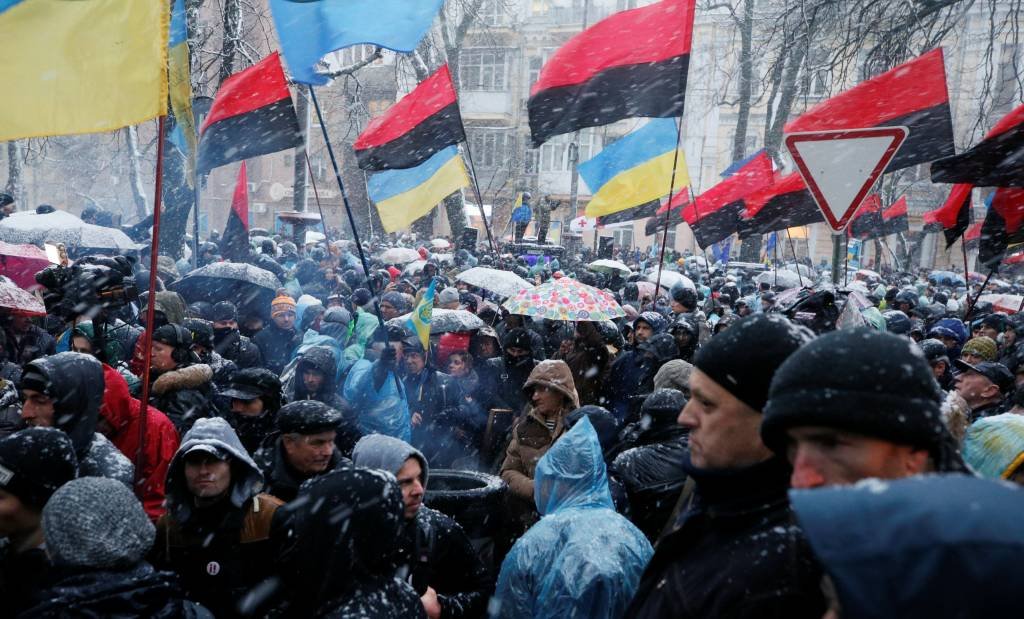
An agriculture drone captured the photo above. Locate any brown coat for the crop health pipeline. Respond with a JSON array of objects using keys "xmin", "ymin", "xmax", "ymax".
[{"xmin": 499, "ymin": 359, "xmax": 579, "ymax": 503}]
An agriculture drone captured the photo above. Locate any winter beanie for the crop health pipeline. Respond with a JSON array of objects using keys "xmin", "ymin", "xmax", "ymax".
[
  {"xmin": 641, "ymin": 389, "xmax": 688, "ymax": 424},
  {"xmin": 43, "ymin": 476, "xmax": 155, "ymax": 570},
  {"xmin": 271, "ymin": 294, "xmax": 297, "ymax": 319},
  {"xmin": 0, "ymin": 428, "xmax": 78, "ymax": 510},
  {"xmin": 693, "ymin": 314, "xmax": 812, "ymax": 412},
  {"xmin": 763, "ymin": 328, "xmax": 954, "ymax": 467},
  {"xmin": 437, "ymin": 287, "xmax": 460, "ymax": 306},
  {"xmin": 961, "ymin": 336, "xmax": 998, "ymax": 362},
  {"xmin": 963, "ymin": 413, "xmax": 1024, "ymax": 479},
  {"xmin": 352, "ymin": 434, "xmax": 429, "ymax": 488}
]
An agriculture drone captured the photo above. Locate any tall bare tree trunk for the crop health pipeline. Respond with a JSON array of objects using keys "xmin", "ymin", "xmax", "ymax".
[
  {"xmin": 293, "ymin": 86, "xmax": 309, "ymax": 212},
  {"xmin": 218, "ymin": 0, "xmax": 241, "ymax": 84},
  {"xmin": 731, "ymin": 0, "xmax": 755, "ymax": 161},
  {"xmin": 5, "ymin": 141, "xmax": 23, "ymax": 207},
  {"xmin": 125, "ymin": 127, "xmax": 149, "ymax": 219}
]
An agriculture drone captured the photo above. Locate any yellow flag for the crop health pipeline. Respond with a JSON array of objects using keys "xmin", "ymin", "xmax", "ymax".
[{"xmin": 0, "ymin": 0, "xmax": 169, "ymax": 141}]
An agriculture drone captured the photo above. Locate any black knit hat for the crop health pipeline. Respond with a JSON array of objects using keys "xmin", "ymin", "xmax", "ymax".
[
  {"xmin": 0, "ymin": 427, "xmax": 78, "ymax": 510},
  {"xmin": 221, "ymin": 368, "xmax": 282, "ymax": 402},
  {"xmin": 152, "ymin": 323, "xmax": 193, "ymax": 349},
  {"xmin": 641, "ymin": 388, "xmax": 687, "ymax": 424},
  {"xmin": 693, "ymin": 314, "xmax": 812, "ymax": 412},
  {"xmin": 503, "ymin": 327, "xmax": 533, "ymax": 352},
  {"xmin": 212, "ymin": 301, "xmax": 237, "ymax": 322},
  {"xmin": 276, "ymin": 400, "xmax": 343, "ymax": 435},
  {"xmin": 763, "ymin": 328, "xmax": 947, "ymax": 458}
]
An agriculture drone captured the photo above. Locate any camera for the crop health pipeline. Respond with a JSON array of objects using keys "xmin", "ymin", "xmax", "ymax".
[{"xmin": 35, "ymin": 255, "xmax": 139, "ymax": 320}]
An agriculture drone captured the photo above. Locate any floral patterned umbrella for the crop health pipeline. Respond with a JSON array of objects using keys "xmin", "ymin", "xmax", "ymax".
[{"xmin": 503, "ymin": 277, "xmax": 625, "ymax": 322}]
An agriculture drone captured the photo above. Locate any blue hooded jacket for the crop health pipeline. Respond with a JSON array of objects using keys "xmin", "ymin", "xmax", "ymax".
[
  {"xmin": 492, "ymin": 418, "xmax": 653, "ymax": 619},
  {"xmin": 792, "ymin": 474, "xmax": 1024, "ymax": 619}
]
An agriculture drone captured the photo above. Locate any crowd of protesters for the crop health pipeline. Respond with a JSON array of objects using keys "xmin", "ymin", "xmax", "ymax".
[{"xmin": 1, "ymin": 227, "xmax": 1023, "ymax": 618}]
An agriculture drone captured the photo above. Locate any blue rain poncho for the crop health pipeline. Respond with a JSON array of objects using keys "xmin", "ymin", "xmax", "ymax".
[
  {"xmin": 342, "ymin": 358, "xmax": 411, "ymax": 442},
  {"xmin": 492, "ymin": 417, "xmax": 653, "ymax": 619}
]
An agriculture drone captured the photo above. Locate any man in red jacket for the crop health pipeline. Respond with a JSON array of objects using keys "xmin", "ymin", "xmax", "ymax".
[{"xmin": 99, "ymin": 364, "xmax": 180, "ymax": 520}]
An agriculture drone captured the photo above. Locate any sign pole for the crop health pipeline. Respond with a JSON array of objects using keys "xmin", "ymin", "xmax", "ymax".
[{"xmin": 831, "ymin": 233, "xmax": 844, "ymax": 286}]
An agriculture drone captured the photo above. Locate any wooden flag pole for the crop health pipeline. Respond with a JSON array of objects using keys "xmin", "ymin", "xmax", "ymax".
[
  {"xmin": 135, "ymin": 115, "xmax": 167, "ymax": 487},
  {"xmin": 459, "ymin": 143, "xmax": 498, "ymax": 253}
]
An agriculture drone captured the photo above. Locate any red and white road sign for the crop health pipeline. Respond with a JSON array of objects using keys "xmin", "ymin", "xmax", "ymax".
[{"xmin": 784, "ymin": 127, "xmax": 907, "ymax": 232}]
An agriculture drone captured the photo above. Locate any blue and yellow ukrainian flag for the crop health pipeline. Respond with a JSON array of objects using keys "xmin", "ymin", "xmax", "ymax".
[
  {"xmin": 367, "ymin": 145, "xmax": 470, "ymax": 233},
  {"xmin": 168, "ymin": 0, "xmax": 197, "ymax": 181},
  {"xmin": 407, "ymin": 279, "xmax": 436, "ymax": 351},
  {"xmin": 0, "ymin": 0, "xmax": 168, "ymax": 141},
  {"xmin": 579, "ymin": 118, "xmax": 690, "ymax": 217}
]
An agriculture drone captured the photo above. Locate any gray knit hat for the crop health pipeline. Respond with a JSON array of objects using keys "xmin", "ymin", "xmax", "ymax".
[{"xmin": 43, "ymin": 476, "xmax": 155, "ymax": 570}]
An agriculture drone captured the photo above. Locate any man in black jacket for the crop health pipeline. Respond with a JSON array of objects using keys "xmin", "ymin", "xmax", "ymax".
[
  {"xmin": 219, "ymin": 368, "xmax": 282, "ymax": 455},
  {"xmin": 254, "ymin": 401, "xmax": 351, "ymax": 503},
  {"xmin": 253, "ymin": 294, "xmax": 301, "ymax": 375},
  {"xmin": 477, "ymin": 328, "xmax": 539, "ymax": 415},
  {"xmin": 610, "ymin": 388, "xmax": 689, "ymax": 542},
  {"xmin": 628, "ymin": 314, "xmax": 825, "ymax": 619},
  {"xmin": 2, "ymin": 312, "xmax": 55, "ymax": 365},
  {"xmin": 352, "ymin": 434, "xmax": 492, "ymax": 619},
  {"xmin": 212, "ymin": 302, "xmax": 262, "ymax": 369},
  {"xmin": 403, "ymin": 337, "xmax": 468, "ymax": 468}
]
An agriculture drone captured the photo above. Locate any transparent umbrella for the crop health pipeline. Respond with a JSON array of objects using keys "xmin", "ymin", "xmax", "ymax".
[
  {"xmin": 0, "ymin": 210, "xmax": 137, "ymax": 251},
  {"xmin": 646, "ymin": 270, "xmax": 695, "ymax": 291},
  {"xmin": 588, "ymin": 259, "xmax": 632, "ymax": 276},
  {"xmin": 456, "ymin": 267, "xmax": 534, "ymax": 298},
  {"xmin": 380, "ymin": 247, "xmax": 421, "ymax": 264},
  {"xmin": 387, "ymin": 308, "xmax": 485, "ymax": 334}
]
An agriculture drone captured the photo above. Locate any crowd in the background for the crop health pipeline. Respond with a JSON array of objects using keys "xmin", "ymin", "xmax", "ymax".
[{"xmin": 1, "ymin": 229, "xmax": 1023, "ymax": 618}]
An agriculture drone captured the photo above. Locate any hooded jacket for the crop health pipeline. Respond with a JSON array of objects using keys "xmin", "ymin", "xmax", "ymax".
[
  {"xmin": 154, "ymin": 417, "xmax": 283, "ymax": 619},
  {"xmin": 500, "ymin": 360, "xmax": 579, "ymax": 504},
  {"xmin": 149, "ymin": 362, "xmax": 216, "ymax": 435},
  {"xmin": 404, "ymin": 362, "xmax": 469, "ymax": 469},
  {"xmin": 493, "ymin": 418, "xmax": 653, "ymax": 618},
  {"xmin": 24, "ymin": 352, "xmax": 134, "ymax": 487},
  {"xmin": 213, "ymin": 327, "xmax": 262, "ymax": 369},
  {"xmin": 603, "ymin": 333, "xmax": 678, "ymax": 423},
  {"xmin": 254, "ymin": 436, "xmax": 348, "ymax": 504},
  {"xmin": 555, "ymin": 321, "xmax": 609, "ymax": 407},
  {"xmin": 275, "ymin": 468, "xmax": 426, "ymax": 619},
  {"xmin": 289, "ymin": 345, "xmax": 345, "ymax": 410},
  {"xmin": 130, "ymin": 291, "xmax": 189, "ymax": 375},
  {"xmin": 343, "ymin": 356, "xmax": 412, "ymax": 442},
  {"xmin": 352, "ymin": 434, "xmax": 493, "ymax": 619},
  {"xmin": 253, "ymin": 320, "xmax": 301, "ymax": 375},
  {"xmin": 100, "ymin": 364, "xmax": 180, "ymax": 521}
]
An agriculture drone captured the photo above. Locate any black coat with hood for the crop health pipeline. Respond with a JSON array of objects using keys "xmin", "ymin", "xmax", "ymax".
[
  {"xmin": 288, "ymin": 345, "xmax": 346, "ymax": 411},
  {"xmin": 404, "ymin": 361, "xmax": 469, "ymax": 469},
  {"xmin": 152, "ymin": 417, "xmax": 284, "ymax": 619},
  {"xmin": 23, "ymin": 352, "xmax": 134, "ymax": 486},
  {"xmin": 149, "ymin": 362, "xmax": 216, "ymax": 435},
  {"xmin": 275, "ymin": 468, "xmax": 426, "ymax": 619},
  {"xmin": 213, "ymin": 328, "xmax": 262, "ymax": 369},
  {"xmin": 603, "ymin": 333, "xmax": 678, "ymax": 424},
  {"xmin": 351, "ymin": 434, "xmax": 493, "ymax": 619},
  {"xmin": 253, "ymin": 322, "xmax": 301, "ymax": 375},
  {"xmin": 477, "ymin": 328, "xmax": 539, "ymax": 415}
]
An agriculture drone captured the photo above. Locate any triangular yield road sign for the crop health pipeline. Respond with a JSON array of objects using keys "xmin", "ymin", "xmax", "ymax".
[{"xmin": 784, "ymin": 127, "xmax": 907, "ymax": 232}]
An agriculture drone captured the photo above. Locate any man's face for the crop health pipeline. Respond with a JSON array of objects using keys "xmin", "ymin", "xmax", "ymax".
[
  {"xmin": 213, "ymin": 319, "xmax": 237, "ymax": 331},
  {"xmin": 447, "ymin": 355, "xmax": 467, "ymax": 377},
  {"xmin": 396, "ymin": 457, "xmax": 425, "ymax": 520},
  {"xmin": 70, "ymin": 335, "xmax": 94, "ymax": 355},
  {"xmin": 20, "ymin": 389, "xmax": 55, "ymax": 427},
  {"xmin": 930, "ymin": 361, "xmax": 947, "ymax": 381},
  {"xmin": 302, "ymin": 368, "xmax": 325, "ymax": 394},
  {"xmin": 379, "ymin": 301, "xmax": 401, "ymax": 321},
  {"xmin": 282, "ymin": 431, "xmax": 336, "ymax": 476},
  {"xmin": 980, "ymin": 326, "xmax": 1000, "ymax": 340},
  {"xmin": 231, "ymin": 397, "xmax": 265, "ymax": 417},
  {"xmin": 671, "ymin": 300, "xmax": 686, "ymax": 314},
  {"xmin": 0, "ymin": 488, "xmax": 38, "ymax": 539},
  {"xmin": 273, "ymin": 310, "xmax": 296, "ymax": 331},
  {"xmin": 634, "ymin": 322, "xmax": 654, "ymax": 343},
  {"xmin": 151, "ymin": 341, "xmax": 178, "ymax": 372},
  {"xmin": 785, "ymin": 426, "xmax": 930, "ymax": 489},
  {"xmin": 678, "ymin": 369, "xmax": 772, "ymax": 469},
  {"xmin": 405, "ymin": 351, "xmax": 426, "ymax": 375},
  {"xmin": 505, "ymin": 346, "xmax": 529, "ymax": 364},
  {"xmin": 531, "ymin": 384, "xmax": 564, "ymax": 417},
  {"xmin": 1007, "ymin": 330, "xmax": 1019, "ymax": 348},
  {"xmin": 956, "ymin": 370, "xmax": 1000, "ymax": 407},
  {"xmin": 184, "ymin": 453, "xmax": 232, "ymax": 499}
]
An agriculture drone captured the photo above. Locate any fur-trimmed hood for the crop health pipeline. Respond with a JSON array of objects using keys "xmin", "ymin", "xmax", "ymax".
[{"xmin": 152, "ymin": 364, "xmax": 213, "ymax": 396}]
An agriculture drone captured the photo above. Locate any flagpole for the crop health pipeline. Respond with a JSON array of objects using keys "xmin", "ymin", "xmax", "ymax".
[
  {"xmin": 654, "ymin": 116, "xmax": 686, "ymax": 295},
  {"xmin": 135, "ymin": 115, "xmax": 167, "ymax": 490},
  {"xmin": 460, "ymin": 143, "xmax": 498, "ymax": 253},
  {"xmin": 304, "ymin": 152, "xmax": 333, "ymax": 245},
  {"xmin": 308, "ymin": 88, "xmax": 401, "ymax": 391},
  {"xmin": 785, "ymin": 228, "xmax": 805, "ymax": 288}
]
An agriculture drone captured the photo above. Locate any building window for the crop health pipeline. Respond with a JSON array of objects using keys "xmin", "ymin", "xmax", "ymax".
[
  {"xmin": 337, "ymin": 44, "xmax": 377, "ymax": 67},
  {"xmin": 527, "ymin": 48, "xmax": 557, "ymax": 86},
  {"xmin": 460, "ymin": 49, "xmax": 508, "ymax": 91},
  {"xmin": 524, "ymin": 149, "xmax": 539, "ymax": 174},
  {"xmin": 478, "ymin": 0, "xmax": 509, "ymax": 26},
  {"xmin": 539, "ymin": 129, "xmax": 599, "ymax": 172},
  {"xmin": 612, "ymin": 228, "xmax": 633, "ymax": 251},
  {"xmin": 468, "ymin": 128, "xmax": 513, "ymax": 169}
]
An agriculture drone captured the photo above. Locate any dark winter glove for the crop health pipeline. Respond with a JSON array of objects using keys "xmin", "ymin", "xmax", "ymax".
[{"xmin": 373, "ymin": 345, "xmax": 396, "ymax": 390}]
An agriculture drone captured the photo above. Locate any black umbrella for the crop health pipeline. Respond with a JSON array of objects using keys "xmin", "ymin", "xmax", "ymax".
[{"xmin": 169, "ymin": 262, "xmax": 280, "ymax": 317}]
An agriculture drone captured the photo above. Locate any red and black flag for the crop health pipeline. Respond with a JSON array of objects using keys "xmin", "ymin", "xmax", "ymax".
[
  {"xmin": 882, "ymin": 195, "xmax": 910, "ymax": 236},
  {"xmin": 527, "ymin": 0, "xmax": 695, "ymax": 146},
  {"xmin": 847, "ymin": 194, "xmax": 883, "ymax": 240},
  {"xmin": 641, "ymin": 190, "xmax": 690, "ymax": 236},
  {"xmin": 923, "ymin": 184, "xmax": 972, "ymax": 248},
  {"xmin": 221, "ymin": 162, "xmax": 250, "ymax": 261},
  {"xmin": 354, "ymin": 65, "xmax": 466, "ymax": 171},
  {"xmin": 784, "ymin": 49, "xmax": 954, "ymax": 172},
  {"xmin": 738, "ymin": 172, "xmax": 824, "ymax": 238},
  {"xmin": 197, "ymin": 53, "xmax": 304, "ymax": 174},
  {"xmin": 931, "ymin": 103, "xmax": 1024, "ymax": 187},
  {"xmin": 978, "ymin": 187, "xmax": 1024, "ymax": 268},
  {"xmin": 685, "ymin": 151, "xmax": 774, "ymax": 248}
]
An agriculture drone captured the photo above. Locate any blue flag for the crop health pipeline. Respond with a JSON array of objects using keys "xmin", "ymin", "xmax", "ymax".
[{"xmin": 270, "ymin": 0, "xmax": 444, "ymax": 85}]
